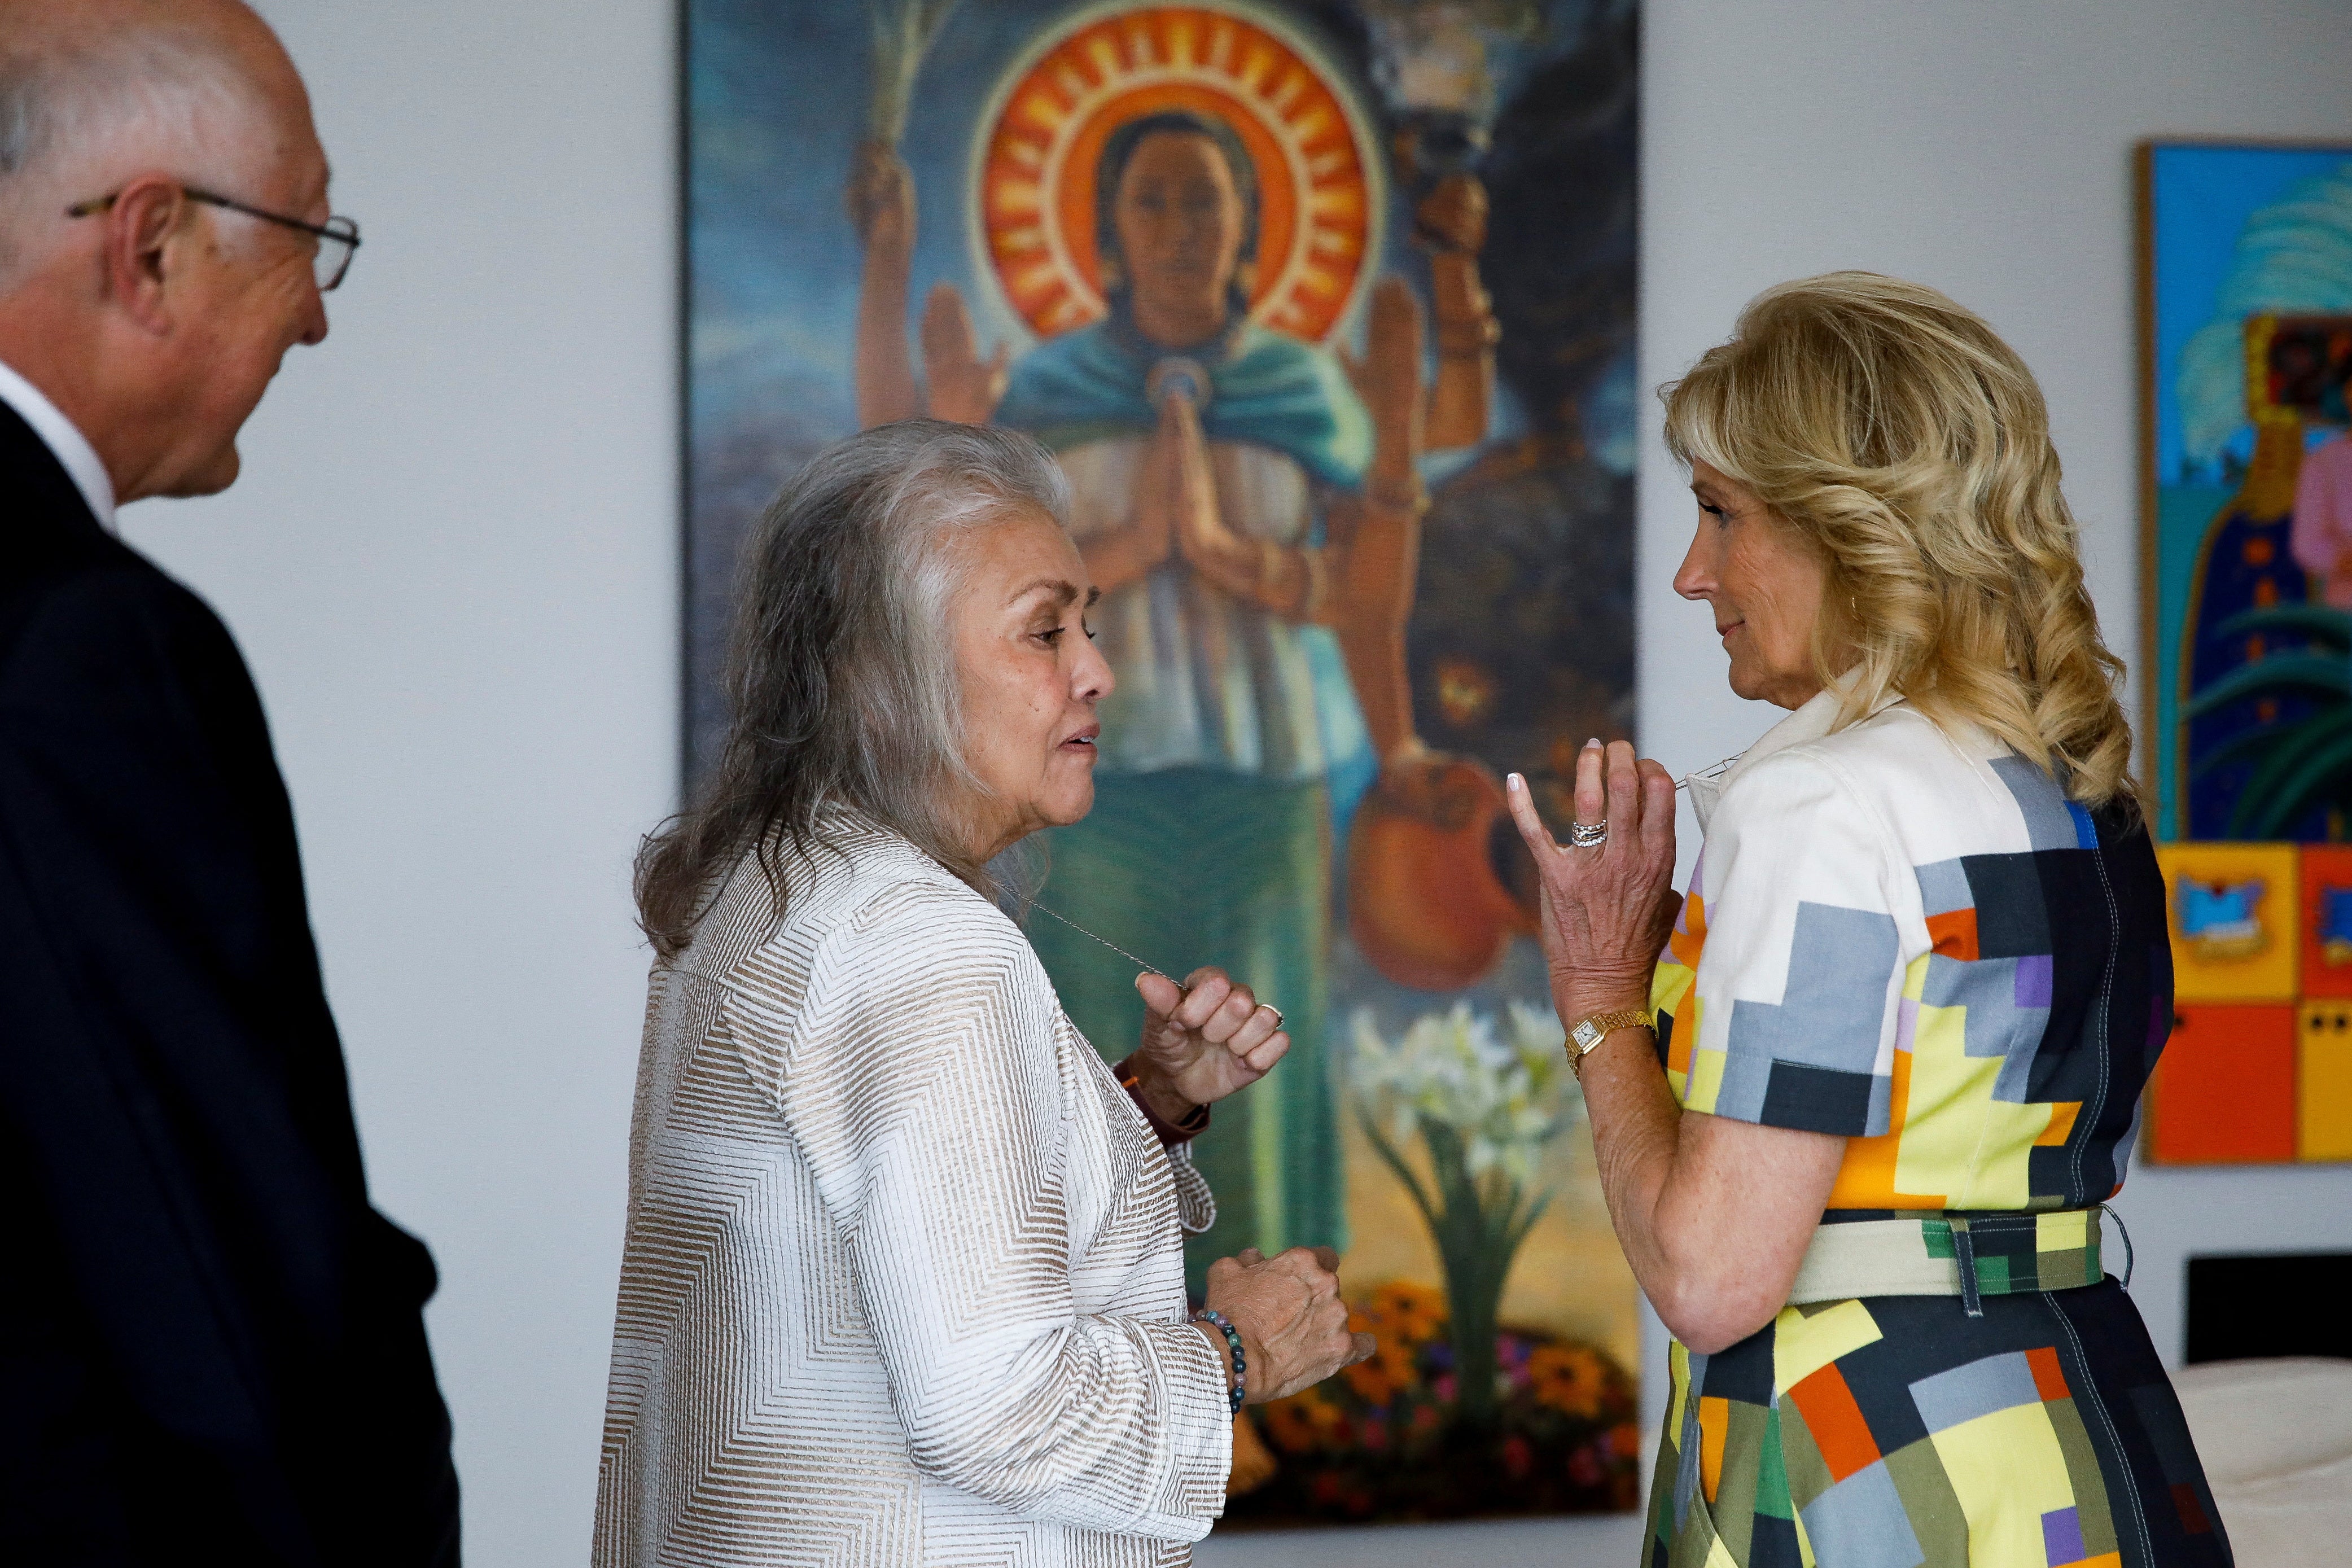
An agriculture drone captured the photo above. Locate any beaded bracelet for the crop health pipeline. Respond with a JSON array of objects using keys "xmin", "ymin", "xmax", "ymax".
[{"xmin": 1190, "ymin": 1308, "xmax": 1247, "ymax": 1415}]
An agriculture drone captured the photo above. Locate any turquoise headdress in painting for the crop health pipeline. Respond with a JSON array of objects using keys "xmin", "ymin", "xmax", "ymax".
[{"xmin": 2176, "ymin": 161, "xmax": 2352, "ymax": 466}]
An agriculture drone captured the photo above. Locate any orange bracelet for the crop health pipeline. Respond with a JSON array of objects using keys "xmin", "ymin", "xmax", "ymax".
[{"xmin": 1114, "ymin": 1055, "xmax": 1211, "ymax": 1146}]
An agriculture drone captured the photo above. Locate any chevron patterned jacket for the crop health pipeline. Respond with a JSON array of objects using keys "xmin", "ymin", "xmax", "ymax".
[{"xmin": 593, "ymin": 816, "xmax": 1234, "ymax": 1565}]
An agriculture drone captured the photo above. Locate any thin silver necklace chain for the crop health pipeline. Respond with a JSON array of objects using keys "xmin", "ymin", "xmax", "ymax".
[
  {"xmin": 1024, "ymin": 898, "xmax": 1180, "ymax": 982},
  {"xmin": 1551, "ymin": 751, "xmax": 1746, "ymax": 794},
  {"xmin": 1675, "ymin": 752, "xmax": 1744, "ymax": 791}
]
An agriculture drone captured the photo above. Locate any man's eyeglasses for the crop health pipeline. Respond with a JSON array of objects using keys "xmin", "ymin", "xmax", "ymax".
[{"xmin": 66, "ymin": 185, "xmax": 361, "ymax": 291}]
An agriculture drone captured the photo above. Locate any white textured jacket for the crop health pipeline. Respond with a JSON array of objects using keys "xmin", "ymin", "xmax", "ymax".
[{"xmin": 593, "ymin": 818, "xmax": 1233, "ymax": 1566}]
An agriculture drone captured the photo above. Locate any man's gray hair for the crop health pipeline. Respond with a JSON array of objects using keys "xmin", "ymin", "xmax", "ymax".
[
  {"xmin": 634, "ymin": 419, "xmax": 1076, "ymax": 956},
  {"xmin": 0, "ymin": 12, "xmax": 275, "ymax": 288}
]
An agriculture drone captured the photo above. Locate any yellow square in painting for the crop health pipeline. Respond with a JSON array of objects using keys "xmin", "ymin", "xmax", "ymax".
[
  {"xmin": 2158, "ymin": 843, "xmax": 2300, "ymax": 1004},
  {"xmin": 2298, "ymin": 1000, "xmax": 2352, "ymax": 1161}
]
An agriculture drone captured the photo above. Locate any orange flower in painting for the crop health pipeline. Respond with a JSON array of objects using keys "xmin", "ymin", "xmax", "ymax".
[
  {"xmin": 1260, "ymin": 1395, "xmax": 1320, "ymax": 1455},
  {"xmin": 1528, "ymin": 1344, "xmax": 1611, "ymax": 1418},
  {"xmin": 1364, "ymin": 1280, "xmax": 1447, "ymax": 1346},
  {"xmin": 1262, "ymin": 1387, "xmax": 1352, "ymax": 1453},
  {"xmin": 1343, "ymin": 1356, "xmax": 1397, "ymax": 1406},
  {"xmin": 1341, "ymin": 1333, "xmax": 1420, "ymax": 1407}
]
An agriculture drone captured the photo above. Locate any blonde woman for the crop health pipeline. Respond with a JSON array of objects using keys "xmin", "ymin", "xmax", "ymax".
[{"xmin": 1504, "ymin": 276, "xmax": 2230, "ymax": 1565}]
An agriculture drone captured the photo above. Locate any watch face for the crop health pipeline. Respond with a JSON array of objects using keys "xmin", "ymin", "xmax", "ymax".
[{"xmin": 1571, "ymin": 1023, "xmax": 1598, "ymax": 1050}]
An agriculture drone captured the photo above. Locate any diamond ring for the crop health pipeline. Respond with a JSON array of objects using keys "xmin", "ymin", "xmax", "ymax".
[{"xmin": 1569, "ymin": 820, "xmax": 1608, "ymax": 849}]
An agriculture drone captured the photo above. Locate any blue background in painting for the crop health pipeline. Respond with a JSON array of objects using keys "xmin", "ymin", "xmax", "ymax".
[
  {"xmin": 2147, "ymin": 142, "xmax": 2352, "ymax": 836},
  {"xmin": 2150, "ymin": 143, "xmax": 2352, "ymax": 487}
]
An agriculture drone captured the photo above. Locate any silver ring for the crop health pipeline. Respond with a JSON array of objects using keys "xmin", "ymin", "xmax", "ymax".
[
  {"xmin": 1568, "ymin": 820, "xmax": 1608, "ymax": 849},
  {"xmin": 1260, "ymin": 1005, "xmax": 1285, "ymax": 1027}
]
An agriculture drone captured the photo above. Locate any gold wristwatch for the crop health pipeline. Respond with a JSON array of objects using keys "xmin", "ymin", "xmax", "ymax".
[{"xmin": 1566, "ymin": 1009, "xmax": 1654, "ymax": 1078}]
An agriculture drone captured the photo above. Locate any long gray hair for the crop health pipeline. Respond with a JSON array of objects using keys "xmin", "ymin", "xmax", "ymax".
[{"xmin": 635, "ymin": 418, "xmax": 1072, "ymax": 957}]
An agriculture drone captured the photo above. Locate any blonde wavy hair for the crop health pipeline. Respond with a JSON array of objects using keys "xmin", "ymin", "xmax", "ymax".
[{"xmin": 1662, "ymin": 271, "xmax": 2137, "ymax": 812}]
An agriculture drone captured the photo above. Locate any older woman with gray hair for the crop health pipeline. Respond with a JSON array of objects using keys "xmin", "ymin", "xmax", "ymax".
[{"xmin": 592, "ymin": 419, "xmax": 1370, "ymax": 1566}]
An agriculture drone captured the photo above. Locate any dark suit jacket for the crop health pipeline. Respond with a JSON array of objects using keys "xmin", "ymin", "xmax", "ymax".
[{"xmin": 0, "ymin": 400, "xmax": 459, "ymax": 1565}]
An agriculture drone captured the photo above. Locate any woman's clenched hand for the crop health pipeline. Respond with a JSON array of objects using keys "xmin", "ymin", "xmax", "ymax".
[
  {"xmin": 1129, "ymin": 966, "xmax": 1287, "ymax": 1116},
  {"xmin": 1205, "ymin": 1246, "xmax": 1374, "ymax": 1403}
]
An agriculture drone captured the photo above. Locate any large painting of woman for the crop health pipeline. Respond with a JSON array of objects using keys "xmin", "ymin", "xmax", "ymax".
[
  {"xmin": 685, "ymin": 0, "xmax": 1646, "ymax": 1522},
  {"xmin": 848, "ymin": 67, "xmax": 1495, "ymax": 1279}
]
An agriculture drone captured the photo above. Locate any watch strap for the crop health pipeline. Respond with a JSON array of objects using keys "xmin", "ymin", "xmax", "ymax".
[{"xmin": 1566, "ymin": 1008, "xmax": 1654, "ymax": 1072}]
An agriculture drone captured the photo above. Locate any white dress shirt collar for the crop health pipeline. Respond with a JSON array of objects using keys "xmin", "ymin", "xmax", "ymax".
[{"xmin": 0, "ymin": 357, "xmax": 117, "ymax": 533}]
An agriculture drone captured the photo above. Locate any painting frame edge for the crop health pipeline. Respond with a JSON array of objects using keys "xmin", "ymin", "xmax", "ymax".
[
  {"xmin": 674, "ymin": 0, "xmax": 698, "ymax": 801},
  {"xmin": 2136, "ymin": 138, "xmax": 2160, "ymax": 821}
]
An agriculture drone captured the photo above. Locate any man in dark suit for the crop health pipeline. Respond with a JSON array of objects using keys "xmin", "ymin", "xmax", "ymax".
[{"xmin": 0, "ymin": 2, "xmax": 459, "ymax": 1562}]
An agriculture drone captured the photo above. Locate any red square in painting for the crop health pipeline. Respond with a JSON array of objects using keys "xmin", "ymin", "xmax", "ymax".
[
  {"xmin": 2299, "ymin": 847, "xmax": 2352, "ymax": 998},
  {"xmin": 2150, "ymin": 1006, "xmax": 2298, "ymax": 1164}
]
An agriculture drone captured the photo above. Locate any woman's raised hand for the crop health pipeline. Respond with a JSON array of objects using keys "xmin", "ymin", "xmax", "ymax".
[
  {"xmin": 1205, "ymin": 1246, "xmax": 1376, "ymax": 1403},
  {"xmin": 1504, "ymin": 739, "xmax": 1680, "ymax": 1019},
  {"xmin": 1132, "ymin": 965, "xmax": 1288, "ymax": 1111},
  {"xmin": 919, "ymin": 283, "xmax": 1009, "ymax": 425},
  {"xmin": 1337, "ymin": 277, "xmax": 1426, "ymax": 463}
]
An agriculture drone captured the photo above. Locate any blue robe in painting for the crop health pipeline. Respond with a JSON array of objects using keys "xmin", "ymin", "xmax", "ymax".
[{"xmin": 995, "ymin": 316, "xmax": 1373, "ymax": 488}]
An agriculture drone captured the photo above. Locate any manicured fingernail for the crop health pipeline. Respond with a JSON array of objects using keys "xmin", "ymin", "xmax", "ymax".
[
  {"xmin": 1584, "ymin": 737, "xmax": 1603, "ymax": 750},
  {"xmin": 1507, "ymin": 772, "xmax": 1524, "ymax": 790}
]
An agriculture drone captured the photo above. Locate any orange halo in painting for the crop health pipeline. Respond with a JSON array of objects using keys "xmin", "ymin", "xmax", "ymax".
[{"xmin": 976, "ymin": 3, "xmax": 1376, "ymax": 345}]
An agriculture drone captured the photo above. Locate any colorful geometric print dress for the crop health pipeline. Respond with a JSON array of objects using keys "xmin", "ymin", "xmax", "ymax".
[{"xmin": 1645, "ymin": 688, "xmax": 2231, "ymax": 1568}]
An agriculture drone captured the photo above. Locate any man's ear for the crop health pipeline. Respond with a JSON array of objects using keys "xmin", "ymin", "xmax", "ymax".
[{"xmin": 99, "ymin": 176, "xmax": 190, "ymax": 335}]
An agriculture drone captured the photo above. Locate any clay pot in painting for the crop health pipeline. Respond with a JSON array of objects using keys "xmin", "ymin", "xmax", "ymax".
[{"xmin": 1347, "ymin": 755, "xmax": 1538, "ymax": 992}]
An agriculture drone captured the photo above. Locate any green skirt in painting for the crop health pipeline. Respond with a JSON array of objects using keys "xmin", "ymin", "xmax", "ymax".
[{"xmin": 1025, "ymin": 766, "xmax": 1343, "ymax": 1291}]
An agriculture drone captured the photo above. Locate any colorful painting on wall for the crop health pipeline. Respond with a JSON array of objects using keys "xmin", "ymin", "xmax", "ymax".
[
  {"xmin": 685, "ymin": 0, "xmax": 1641, "ymax": 1527},
  {"xmin": 2139, "ymin": 139, "xmax": 2352, "ymax": 1166}
]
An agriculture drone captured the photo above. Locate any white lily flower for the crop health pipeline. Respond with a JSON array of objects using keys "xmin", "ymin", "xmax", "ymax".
[{"xmin": 1350, "ymin": 1001, "xmax": 1576, "ymax": 1187}]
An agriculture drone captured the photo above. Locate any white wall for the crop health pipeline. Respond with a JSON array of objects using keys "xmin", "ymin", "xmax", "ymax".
[
  {"xmin": 120, "ymin": 2, "xmax": 678, "ymax": 1563},
  {"xmin": 112, "ymin": 2, "xmax": 2351, "ymax": 1565}
]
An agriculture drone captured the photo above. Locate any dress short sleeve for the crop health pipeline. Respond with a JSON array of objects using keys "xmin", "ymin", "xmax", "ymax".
[{"xmin": 1666, "ymin": 748, "xmax": 1913, "ymax": 1137}]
